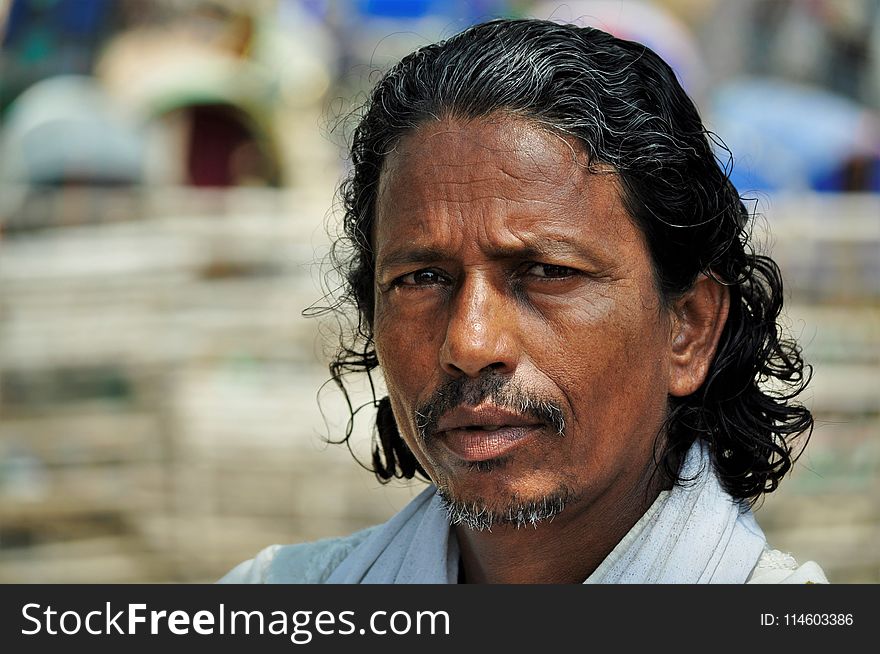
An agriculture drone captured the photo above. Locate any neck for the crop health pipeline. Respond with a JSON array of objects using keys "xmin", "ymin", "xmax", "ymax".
[{"xmin": 454, "ymin": 472, "xmax": 665, "ymax": 584}]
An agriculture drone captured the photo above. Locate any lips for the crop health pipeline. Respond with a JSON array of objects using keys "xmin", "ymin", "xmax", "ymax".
[{"xmin": 434, "ymin": 405, "xmax": 543, "ymax": 462}]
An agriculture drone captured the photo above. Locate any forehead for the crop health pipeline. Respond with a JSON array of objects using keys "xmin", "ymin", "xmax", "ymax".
[
  {"xmin": 373, "ymin": 115, "xmax": 640, "ymax": 258},
  {"xmin": 378, "ymin": 115, "xmax": 590, "ymax": 204}
]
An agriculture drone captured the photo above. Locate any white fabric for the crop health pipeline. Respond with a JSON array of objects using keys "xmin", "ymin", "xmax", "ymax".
[
  {"xmin": 584, "ymin": 442, "xmax": 767, "ymax": 583},
  {"xmin": 217, "ymin": 538, "xmax": 828, "ymax": 584},
  {"xmin": 746, "ymin": 547, "xmax": 829, "ymax": 584},
  {"xmin": 322, "ymin": 441, "xmax": 768, "ymax": 584},
  {"xmin": 326, "ymin": 485, "xmax": 459, "ymax": 583}
]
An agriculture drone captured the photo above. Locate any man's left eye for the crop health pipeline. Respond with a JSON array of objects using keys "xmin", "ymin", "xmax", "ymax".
[{"xmin": 526, "ymin": 263, "xmax": 576, "ymax": 278}]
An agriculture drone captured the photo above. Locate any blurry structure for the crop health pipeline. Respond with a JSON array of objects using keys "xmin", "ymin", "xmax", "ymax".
[
  {"xmin": 709, "ymin": 77, "xmax": 880, "ymax": 193},
  {"xmin": 0, "ymin": 75, "xmax": 146, "ymax": 231},
  {"xmin": 695, "ymin": 0, "xmax": 880, "ymax": 110},
  {"xmin": 0, "ymin": 75, "xmax": 144, "ymax": 185},
  {"xmin": 96, "ymin": 0, "xmax": 334, "ymax": 189},
  {"xmin": 745, "ymin": 0, "xmax": 879, "ymax": 107},
  {"xmin": 0, "ymin": 0, "xmax": 337, "ymax": 234},
  {"xmin": 0, "ymin": 0, "xmax": 352, "ymax": 582}
]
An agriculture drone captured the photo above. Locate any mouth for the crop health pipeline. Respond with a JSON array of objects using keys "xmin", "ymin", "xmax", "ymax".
[
  {"xmin": 440, "ymin": 425, "xmax": 542, "ymax": 462},
  {"xmin": 434, "ymin": 405, "xmax": 544, "ymax": 463}
]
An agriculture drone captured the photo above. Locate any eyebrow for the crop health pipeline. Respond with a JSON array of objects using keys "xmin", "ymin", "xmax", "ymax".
[
  {"xmin": 375, "ymin": 238, "xmax": 612, "ymax": 275},
  {"xmin": 375, "ymin": 247, "xmax": 449, "ymax": 275}
]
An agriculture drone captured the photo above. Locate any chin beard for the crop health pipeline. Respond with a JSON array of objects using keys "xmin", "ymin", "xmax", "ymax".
[{"xmin": 436, "ymin": 486, "xmax": 576, "ymax": 532}]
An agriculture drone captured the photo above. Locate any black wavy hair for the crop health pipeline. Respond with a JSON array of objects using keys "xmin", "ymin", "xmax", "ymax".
[{"xmin": 324, "ymin": 18, "xmax": 813, "ymax": 505}]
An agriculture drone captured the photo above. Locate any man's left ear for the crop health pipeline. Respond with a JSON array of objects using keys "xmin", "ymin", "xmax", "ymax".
[{"xmin": 668, "ymin": 273, "xmax": 730, "ymax": 397}]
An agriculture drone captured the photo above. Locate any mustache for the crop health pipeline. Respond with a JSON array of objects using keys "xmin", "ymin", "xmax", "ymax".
[{"xmin": 414, "ymin": 373, "xmax": 566, "ymax": 441}]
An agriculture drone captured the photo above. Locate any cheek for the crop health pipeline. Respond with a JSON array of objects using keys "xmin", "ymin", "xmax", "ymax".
[
  {"xmin": 526, "ymin": 291, "xmax": 670, "ymax": 422},
  {"xmin": 375, "ymin": 309, "xmax": 438, "ymax": 376},
  {"xmin": 374, "ymin": 302, "xmax": 446, "ymax": 425}
]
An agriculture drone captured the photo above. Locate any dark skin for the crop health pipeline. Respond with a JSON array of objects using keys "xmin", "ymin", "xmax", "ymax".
[{"xmin": 372, "ymin": 115, "xmax": 729, "ymax": 583}]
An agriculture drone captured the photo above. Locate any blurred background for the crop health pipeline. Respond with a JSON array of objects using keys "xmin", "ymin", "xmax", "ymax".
[{"xmin": 0, "ymin": 0, "xmax": 877, "ymax": 583}]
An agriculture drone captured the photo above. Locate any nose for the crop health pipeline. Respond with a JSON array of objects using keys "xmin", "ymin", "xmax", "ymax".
[{"xmin": 439, "ymin": 276, "xmax": 518, "ymax": 378}]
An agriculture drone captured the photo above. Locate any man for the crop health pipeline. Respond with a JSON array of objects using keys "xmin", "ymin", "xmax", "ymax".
[{"xmin": 221, "ymin": 18, "xmax": 827, "ymax": 584}]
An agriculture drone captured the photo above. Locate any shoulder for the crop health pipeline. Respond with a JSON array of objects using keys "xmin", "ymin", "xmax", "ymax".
[
  {"xmin": 746, "ymin": 547, "xmax": 829, "ymax": 584},
  {"xmin": 217, "ymin": 526, "xmax": 379, "ymax": 584}
]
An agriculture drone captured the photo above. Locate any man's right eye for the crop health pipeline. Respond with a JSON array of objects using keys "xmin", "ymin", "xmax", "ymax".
[{"xmin": 396, "ymin": 269, "xmax": 447, "ymax": 286}]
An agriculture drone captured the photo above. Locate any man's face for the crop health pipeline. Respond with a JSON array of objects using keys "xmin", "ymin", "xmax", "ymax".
[{"xmin": 372, "ymin": 115, "xmax": 676, "ymax": 527}]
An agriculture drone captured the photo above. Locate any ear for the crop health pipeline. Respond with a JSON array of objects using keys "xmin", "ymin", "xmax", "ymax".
[{"xmin": 668, "ymin": 273, "xmax": 730, "ymax": 397}]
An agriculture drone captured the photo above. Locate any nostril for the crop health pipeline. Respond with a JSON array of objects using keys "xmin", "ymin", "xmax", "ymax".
[{"xmin": 441, "ymin": 360, "xmax": 508, "ymax": 379}]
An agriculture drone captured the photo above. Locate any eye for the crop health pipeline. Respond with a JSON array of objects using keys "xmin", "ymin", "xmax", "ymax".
[
  {"xmin": 525, "ymin": 263, "xmax": 577, "ymax": 279},
  {"xmin": 395, "ymin": 268, "xmax": 449, "ymax": 286}
]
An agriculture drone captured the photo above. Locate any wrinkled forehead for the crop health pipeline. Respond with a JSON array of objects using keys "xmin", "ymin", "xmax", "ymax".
[
  {"xmin": 371, "ymin": 114, "xmax": 624, "ymax": 250},
  {"xmin": 368, "ymin": 113, "xmax": 664, "ymax": 295},
  {"xmin": 376, "ymin": 114, "xmax": 595, "ymax": 201}
]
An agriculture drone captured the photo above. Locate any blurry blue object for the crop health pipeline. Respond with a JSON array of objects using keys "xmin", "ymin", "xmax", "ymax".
[
  {"xmin": 355, "ymin": 0, "xmax": 507, "ymax": 21},
  {"xmin": 358, "ymin": 0, "xmax": 433, "ymax": 18},
  {"xmin": 709, "ymin": 77, "xmax": 880, "ymax": 193},
  {"xmin": 3, "ymin": 0, "xmax": 112, "ymax": 45},
  {"xmin": 59, "ymin": 0, "xmax": 109, "ymax": 34}
]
